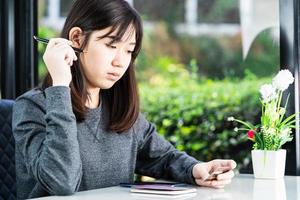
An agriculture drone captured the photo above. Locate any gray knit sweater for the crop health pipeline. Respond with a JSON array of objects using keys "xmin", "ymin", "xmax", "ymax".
[{"xmin": 12, "ymin": 86, "xmax": 199, "ymax": 199}]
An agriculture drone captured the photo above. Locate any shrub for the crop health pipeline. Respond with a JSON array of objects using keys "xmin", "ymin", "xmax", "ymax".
[{"xmin": 140, "ymin": 73, "xmax": 269, "ymax": 171}]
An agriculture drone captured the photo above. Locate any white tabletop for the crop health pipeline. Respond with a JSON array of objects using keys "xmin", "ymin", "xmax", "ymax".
[{"xmin": 31, "ymin": 174, "xmax": 300, "ymax": 200}]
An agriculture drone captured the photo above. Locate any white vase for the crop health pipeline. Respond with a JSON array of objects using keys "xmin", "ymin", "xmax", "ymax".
[{"xmin": 251, "ymin": 149, "xmax": 286, "ymax": 179}]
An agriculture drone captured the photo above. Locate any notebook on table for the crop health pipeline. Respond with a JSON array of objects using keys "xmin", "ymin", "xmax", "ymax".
[
  {"xmin": 130, "ymin": 184, "xmax": 197, "ymax": 195},
  {"xmin": 130, "ymin": 192, "xmax": 197, "ymax": 199}
]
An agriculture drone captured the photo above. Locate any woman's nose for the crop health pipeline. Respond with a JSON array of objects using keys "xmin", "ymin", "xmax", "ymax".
[{"xmin": 112, "ymin": 51, "xmax": 124, "ymax": 67}]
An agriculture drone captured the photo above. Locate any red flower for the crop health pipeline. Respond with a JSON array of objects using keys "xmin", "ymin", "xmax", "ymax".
[{"xmin": 247, "ymin": 130, "xmax": 255, "ymax": 139}]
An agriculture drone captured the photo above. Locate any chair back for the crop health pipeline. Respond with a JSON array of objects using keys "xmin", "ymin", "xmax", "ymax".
[{"xmin": 0, "ymin": 100, "xmax": 16, "ymax": 200}]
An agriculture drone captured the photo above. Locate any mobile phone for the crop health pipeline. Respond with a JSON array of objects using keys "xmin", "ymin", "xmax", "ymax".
[{"xmin": 205, "ymin": 167, "xmax": 230, "ymax": 181}]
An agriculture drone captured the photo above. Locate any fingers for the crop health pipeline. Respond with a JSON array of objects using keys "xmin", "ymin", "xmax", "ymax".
[
  {"xmin": 219, "ymin": 159, "xmax": 237, "ymax": 169},
  {"xmin": 210, "ymin": 159, "xmax": 237, "ymax": 172},
  {"xmin": 71, "ymin": 46, "xmax": 78, "ymax": 61},
  {"xmin": 193, "ymin": 163, "xmax": 210, "ymax": 180},
  {"xmin": 230, "ymin": 160, "xmax": 237, "ymax": 169},
  {"xmin": 55, "ymin": 45, "xmax": 75, "ymax": 66},
  {"xmin": 47, "ymin": 39, "xmax": 78, "ymax": 66},
  {"xmin": 47, "ymin": 38, "xmax": 72, "ymax": 48},
  {"xmin": 195, "ymin": 177, "xmax": 232, "ymax": 189},
  {"xmin": 193, "ymin": 162, "xmax": 219, "ymax": 182},
  {"xmin": 194, "ymin": 159, "xmax": 236, "ymax": 189},
  {"xmin": 49, "ymin": 38, "xmax": 71, "ymax": 43},
  {"xmin": 42, "ymin": 38, "xmax": 78, "ymax": 86},
  {"xmin": 47, "ymin": 38, "xmax": 77, "ymax": 58},
  {"xmin": 193, "ymin": 159, "xmax": 237, "ymax": 189},
  {"xmin": 217, "ymin": 170, "xmax": 235, "ymax": 181},
  {"xmin": 62, "ymin": 46, "xmax": 77, "ymax": 65}
]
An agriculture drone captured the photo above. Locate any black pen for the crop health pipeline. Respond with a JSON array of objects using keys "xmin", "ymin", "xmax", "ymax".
[{"xmin": 33, "ymin": 35, "xmax": 83, "ymax": 53}]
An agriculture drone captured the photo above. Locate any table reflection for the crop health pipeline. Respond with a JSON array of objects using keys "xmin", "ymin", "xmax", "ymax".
[{"xmin": 253, "ymin": 179, "xmax": 286, "ymax": 200}]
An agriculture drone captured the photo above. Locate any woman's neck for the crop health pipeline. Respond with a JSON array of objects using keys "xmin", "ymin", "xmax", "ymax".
[{"xmin": 86, "ymin": 87, "xmax": 101, "ymax": 109}]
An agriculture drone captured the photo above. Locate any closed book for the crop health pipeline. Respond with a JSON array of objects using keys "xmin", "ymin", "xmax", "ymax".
[{"xmin": 130, "ymin": 184, "xmax": 197, "ymax": 195}]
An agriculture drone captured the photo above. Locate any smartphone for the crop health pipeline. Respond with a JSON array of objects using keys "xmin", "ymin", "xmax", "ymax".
[{"xmin": 205, "ymin": 167, "xmax": 231, "ymax": 181}]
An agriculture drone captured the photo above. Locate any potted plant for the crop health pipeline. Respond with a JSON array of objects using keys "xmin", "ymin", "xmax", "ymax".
[{"xmin": 228, "ymin": 70, "xmax": 295, "ymax": 179}]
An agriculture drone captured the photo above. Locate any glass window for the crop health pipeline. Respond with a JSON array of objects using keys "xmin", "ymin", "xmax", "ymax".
[
  {"xmin": 60, "ymin": 0, "xmax": 73, "ymax": 17},
  {"xmin": 197, "ymin": 0, "xmax": 239, "ymax": 23},
  {"xmin": 135, "ymin": 0, "xmax": 279, "ymax": 172},
  {"xmin": 37, "ymin": 0, "xmax": 280, "ymax": 172},
  {"xmin": 134, "ymin": 0, "xmax": 185, "ymax": 22}
]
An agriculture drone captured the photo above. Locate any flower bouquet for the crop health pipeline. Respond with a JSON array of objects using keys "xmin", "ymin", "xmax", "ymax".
[{"xmin": 229, "ymin": 70, "xmax": 295, "ymax": 179}]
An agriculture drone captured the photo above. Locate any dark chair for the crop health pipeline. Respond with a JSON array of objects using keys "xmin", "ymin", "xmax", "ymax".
[{"xmin": 0, "ymin": 100, "xmax": 16, "ymax": 200}]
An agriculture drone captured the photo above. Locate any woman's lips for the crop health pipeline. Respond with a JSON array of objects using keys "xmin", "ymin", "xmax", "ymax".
[{"xmin": 106, "ymin": 72, "xmax": 120, "ymax": 81}]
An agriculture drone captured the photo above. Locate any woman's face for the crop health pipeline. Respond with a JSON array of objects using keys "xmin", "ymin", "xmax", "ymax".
[{"xmin": 80, "ymin": 26, "xmax": 136, "ymax": 90}]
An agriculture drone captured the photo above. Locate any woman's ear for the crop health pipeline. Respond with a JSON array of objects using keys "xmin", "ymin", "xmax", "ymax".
[{"xmin": 69, "ymin": 27, "xmax": 83, "ymax": 49}]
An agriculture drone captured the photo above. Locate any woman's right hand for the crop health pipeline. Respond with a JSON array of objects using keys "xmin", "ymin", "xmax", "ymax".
[{"xmin": 43, "ymin": 38, "xmax": 78, "ymax": 86}]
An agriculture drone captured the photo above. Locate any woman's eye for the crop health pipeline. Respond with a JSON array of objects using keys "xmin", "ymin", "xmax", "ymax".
[
  {"xmin": 106, "ymin": 44, "xmax": 116, "ymax": 49},
  {"xmin": 127, "ymin": 50, "xmax": 134, "ymax": 54}
]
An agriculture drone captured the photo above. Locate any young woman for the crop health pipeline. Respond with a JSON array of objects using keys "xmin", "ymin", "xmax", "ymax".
[{"xmin": 12, "ymin": 0, "xmax": 236, "ymax": 199}]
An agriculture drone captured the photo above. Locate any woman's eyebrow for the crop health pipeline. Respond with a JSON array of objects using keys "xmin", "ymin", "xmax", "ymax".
[
  {"xmin": 106, "ymin": 35, "xmax": 117, "ymax": 39},
  {"xmin": 109, "ymin": 36, "xmax": 136, "ymax": 45},
  {"xmin": 95, "ymin": 35, "xmax": 117, "ymax": 40},
  {"xmin": 102, "ymin": 35, "xmax": 136, "ymax": 45}
]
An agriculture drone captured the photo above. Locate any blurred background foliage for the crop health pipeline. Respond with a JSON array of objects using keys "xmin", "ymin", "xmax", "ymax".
[
  {"xmin": 137, "ymin": 22, "xmax": 278, "ymax": 80},
  {"xmin": 138, "ymin": 58, "xmax": 269, "ymax": 171},
  {"xmin": 197, "ymin": 0, "xmax": 239, "ymax": 23},
  {"xmin": 38, "ymin": 0, "xmax": 279, "ymax": 172}
]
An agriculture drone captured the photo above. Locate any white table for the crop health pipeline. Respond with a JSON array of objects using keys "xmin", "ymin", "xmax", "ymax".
[{"xmin": 31, "ymin": 174, "xmax": 300, "ymax": 200}]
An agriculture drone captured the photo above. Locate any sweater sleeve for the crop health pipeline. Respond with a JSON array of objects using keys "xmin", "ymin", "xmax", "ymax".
[
  {"xmin": 12, "ymin": 86, "xmax": 82, "ymax": 195},
  {"xmin": 134, "ymin": 114, "xmax": 199, "ymax": 184}
]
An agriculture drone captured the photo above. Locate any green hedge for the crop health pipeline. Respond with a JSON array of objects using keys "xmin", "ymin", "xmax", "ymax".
[{"xmin": 139, "ymin": 74, "xmax": 268, "ymax": 171}]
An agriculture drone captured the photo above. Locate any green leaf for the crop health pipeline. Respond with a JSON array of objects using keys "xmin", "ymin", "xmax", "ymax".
[
  {"xmin": 233, "ymin": 119, "xmax": 255, "ymax": 130},
  {"xmin": 279, "ymin": 113, "xmax": 297, "ymax": 128},
  {"xmin": 278, "ymin": 93, "xmax": 290, "ymax": 124},
  {"xmin": 254, "ymin": 132, "xmax": 264, "ymax": 149}
]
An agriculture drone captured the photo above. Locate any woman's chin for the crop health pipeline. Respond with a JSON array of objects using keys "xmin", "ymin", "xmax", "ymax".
[{"xmin": 99, "ymin": 82, "xmax": 116, "ymax": 89}]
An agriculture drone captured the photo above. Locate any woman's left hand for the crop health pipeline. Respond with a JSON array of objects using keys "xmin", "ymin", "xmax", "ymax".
[{"xmin": 192, "ymin": 159, "xmax": 237, "ymax": 189}]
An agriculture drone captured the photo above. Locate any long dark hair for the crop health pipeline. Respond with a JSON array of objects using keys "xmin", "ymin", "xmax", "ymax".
[{"xmin": 42, "ymin": 0, "xmax": 143, "ymax": 133}]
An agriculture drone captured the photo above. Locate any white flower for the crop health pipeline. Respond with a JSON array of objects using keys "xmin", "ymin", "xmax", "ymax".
[
  {"xmin": 234, "ymin": 127, "xmax": 239, "ymax": 132},
  {"xmin": 227, "ymin": 117, "xmax": 235, "ymax": 121},
  {"xmin": 262, "ymin": 127, "xmax": 277, "ymax": 135},
  {"xmin": 265, "ymin": 101, "xmax": 280, "ymax": 122},
  {"xmin": 279, "ymin": 107, "xmax": 286, "ymax": 116},
  {"xmin": 259, "ymin": 84, "xmax": 276, "ymax": 102},
  {"xmin": 280, "ymin": 127, "xmax": 291, "ymax": 137},
  {"xmin": 272, "ymin": 69, "xmax": 294, "ymax": 91}
]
